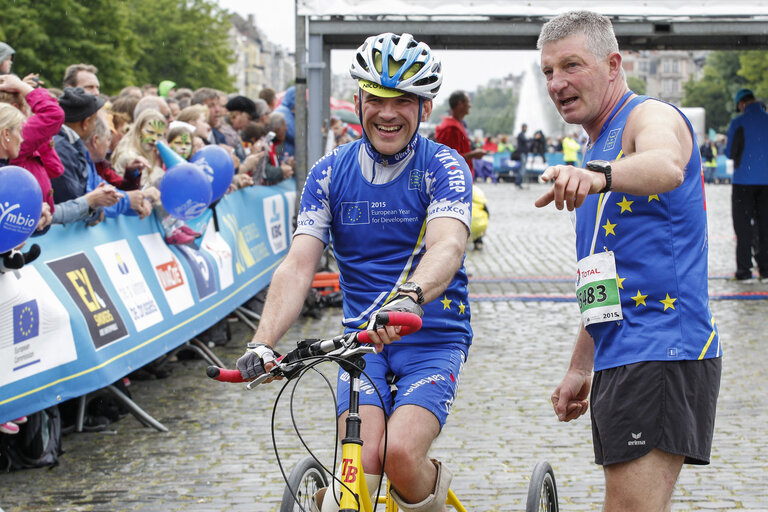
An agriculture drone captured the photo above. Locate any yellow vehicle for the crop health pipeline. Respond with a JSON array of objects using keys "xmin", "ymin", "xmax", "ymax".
[
  {"xmin": 208, "ymin": 312, "xmax": 467, "ymax": 512},
  {"xmin": 471, "ymin": 186, "xmax": 489, "ymax": 249}
]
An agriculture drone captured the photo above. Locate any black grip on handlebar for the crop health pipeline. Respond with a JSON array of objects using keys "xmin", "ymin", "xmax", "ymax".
[{"xmin": 357, "ymin": 311, "xmax": 422, "ymax": 343}]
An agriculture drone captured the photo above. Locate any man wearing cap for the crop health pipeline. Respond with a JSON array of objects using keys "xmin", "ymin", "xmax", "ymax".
[
  {"xmin": 52, "ymin": 87, "xmax": 148, "ymax": 224},
  {"xmin": 236, "ymin": 33, "xmax": 471, "ymax": 512},
  {"xmin": 0, "ymin": 43, "xmax": 14, "ymax": 75},
  {"xmin": 158, "ymin": 80, "xmax": 176, "ymax": 98},
  {"xmin": 725, "ymin": 88, "xmax": 768, "ymax": 282}
]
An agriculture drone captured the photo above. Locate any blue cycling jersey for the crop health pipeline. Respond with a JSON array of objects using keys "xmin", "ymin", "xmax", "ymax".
[{"xmin": 295, "ymin": 135, "xmax": 473, "ymax": 347}]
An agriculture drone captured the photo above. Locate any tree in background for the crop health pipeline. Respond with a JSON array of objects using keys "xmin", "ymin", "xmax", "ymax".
[
  {"xmin": 130, "ymin": 0, "xmax": 234, "ymax": 91},
  {"xmin": 683, "ymin": 50, "xmax": 756, "ymax": 134},
  {"xmin": 432, "ymin": 86, "xmax": 518, "ymax": 139},
  {"xmin": 737, "ymin": 51, "xmax": 768, "ymax": 101},
  {"xmin": 0, "ymin": 0, "xmax": 234, "ymax": 96},
  {"xmin": 467, "ymin": 87, "xmax": 518, "ymax": 137},
  {"xmin": 627, "ymin": 76, "xmax": 647, "ymax": 96}
]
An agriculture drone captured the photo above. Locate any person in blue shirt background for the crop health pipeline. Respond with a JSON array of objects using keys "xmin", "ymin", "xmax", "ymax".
[{"xmin": 725, "ymin": 87, "xmax": 768, "ymax": 282}]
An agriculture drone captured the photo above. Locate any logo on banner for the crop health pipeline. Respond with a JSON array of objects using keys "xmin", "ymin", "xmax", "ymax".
[
  {"xmin": 156, "ymin": 259, "xmax": 185, "ymax": 290},
  {"xmin": 263, "ymin": 195, "xmax": 287, "ymax": 254},
  {"xmin": 175, "ymin": 244, "xmax": 217, "ymax": 300},
  {"xmin": 47, "ymin": 253, "xmax": 128, "ymax": 349},
  {"xmin": 221, "ymin": 213, "xmax": 258, "ymax": 274},
  {"xmin": 342, "ymin": 201, "xmax": 370, "ymax": 225},
  {"xmin": 13, "ymin": 299, "xmax": 39, "ymax": 343},
  {"xmin": 116, "ymin": 253, "xmax": 129, "ymax": 275}
]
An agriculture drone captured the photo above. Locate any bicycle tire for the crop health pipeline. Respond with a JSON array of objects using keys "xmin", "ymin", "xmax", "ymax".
[
  {"xmin": 525, "ymin": 461, "xmax": 559, "ymax": 512},
  {"xmin": 280, "ymin": 455, "xmax": 330, "ymax": 512}
]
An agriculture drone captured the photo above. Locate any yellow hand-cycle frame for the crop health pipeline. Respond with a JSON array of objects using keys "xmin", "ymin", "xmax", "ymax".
[{"xmin": 335, "ymin": 437, "xmax": 466, "ymax": 512}]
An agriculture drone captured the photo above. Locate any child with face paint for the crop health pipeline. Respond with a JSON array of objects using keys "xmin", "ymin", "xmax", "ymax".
[
  {"xmin": 157, "ymin": 123, "xmax": 202, "ymax": 244},
  {"xmin": 111, "ymin": 109, "xmax": 166, "ymax": 187},
  {"xmin": 112, "ymin": 110, "xmax": 199, "ymax": 244},
  {"xmin": 167, "ymin": 124, "xmax": 193, "ymax": 159}
]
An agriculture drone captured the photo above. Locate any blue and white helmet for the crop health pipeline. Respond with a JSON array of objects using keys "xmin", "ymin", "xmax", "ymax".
[{"xmin": 350, "ymin": 33, "xmax": 443, "ymax": 100}]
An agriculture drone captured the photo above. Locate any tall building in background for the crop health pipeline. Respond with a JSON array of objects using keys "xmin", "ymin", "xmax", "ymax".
[
  {"xmin": 622, "ymin": 50, "xmax": 708, "ymax": 106},
  {"xmin": 228, "ymin": 13, "xmax": 295, "ymax": 98}
]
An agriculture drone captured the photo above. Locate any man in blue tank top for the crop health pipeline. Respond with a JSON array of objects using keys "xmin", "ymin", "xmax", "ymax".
[
  {"xmin": 236, "ymin": 33, "xmax": 473, "ymax": 512},
  {"xmin": 535, "ymin": 11, "xmax": 722, "ymax": 512}
]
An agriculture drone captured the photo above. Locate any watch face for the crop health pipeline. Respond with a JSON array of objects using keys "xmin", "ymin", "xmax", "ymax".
[{"xmin": 587, "ymin": 160, "xmax": 611, "ymax": 172}]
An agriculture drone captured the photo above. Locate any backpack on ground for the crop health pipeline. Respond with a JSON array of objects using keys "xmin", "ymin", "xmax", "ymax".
[{"xmin": 0, "ymin": 406, "xmax": 63, "ymax": 471}]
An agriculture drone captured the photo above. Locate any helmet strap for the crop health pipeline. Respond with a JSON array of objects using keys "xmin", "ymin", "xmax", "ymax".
[{"xmin": 357, "ymin": 88, "xmax": 423, "ymax": 166}]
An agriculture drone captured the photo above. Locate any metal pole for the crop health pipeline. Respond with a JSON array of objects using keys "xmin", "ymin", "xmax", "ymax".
[
  {"xmin": 294, "ymin": 4, "xmax": 307, "ymax": 213},
  {"xmin": 307, "ymin": 33, "xmax": 326, "ymax": 167}
]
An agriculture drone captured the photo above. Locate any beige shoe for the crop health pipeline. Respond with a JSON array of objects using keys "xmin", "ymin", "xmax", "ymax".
[{"xmin": 310, "ymin": 487, "xmax": 327, "ymax": 512}]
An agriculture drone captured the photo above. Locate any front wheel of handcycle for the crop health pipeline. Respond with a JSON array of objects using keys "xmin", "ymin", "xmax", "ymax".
[
  {"xmin": 280, "ymin": 455, "xmax": 330, "ymax": 512},
  {"xmin": 525, "ymin": 461, "xmax": 559, "ymax": 512}
]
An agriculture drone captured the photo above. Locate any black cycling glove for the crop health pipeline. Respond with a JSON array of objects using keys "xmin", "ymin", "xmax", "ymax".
[
  {"xmin": 369, "ymin": 294, "xmax": 424, "ymax": 330},
  {"xmin": 236, "ymin": 343, "xmax": 278, "ymax": 380}
]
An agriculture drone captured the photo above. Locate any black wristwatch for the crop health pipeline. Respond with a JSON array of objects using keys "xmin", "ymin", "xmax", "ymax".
[
  {"xmin": 397, "ymin": 282, "xmax": 424, "ymax": 304},
  {"xmin": 586, "ymin": 160, "xmax": 612, "ymax": 193}
]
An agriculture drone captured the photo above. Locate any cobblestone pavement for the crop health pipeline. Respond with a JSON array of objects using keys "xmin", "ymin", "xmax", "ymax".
[{"xmin": 2, "ymin": 183, "xmax": 766, "ymax": 512}]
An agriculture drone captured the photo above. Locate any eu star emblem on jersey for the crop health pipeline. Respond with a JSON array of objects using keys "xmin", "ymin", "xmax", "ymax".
[
  {"xmin": 342, "ymin": 201, "xmax": 370, "ymax": 225},
  {"xmin": 603, "ymin": 128, "xmax": 621, "ymax": 151},
  {"xmin": 575, "ymin": 251, "xmax": 623, "ymax": 326},
  {"xmin": 409, "ymin": 169, "xmax": 424, "ymax": 190}
]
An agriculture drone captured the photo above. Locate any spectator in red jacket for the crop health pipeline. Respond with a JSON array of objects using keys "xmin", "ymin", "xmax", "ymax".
[{"xmin": 434, "ymin": 90, "xmax": 486, "ymax": 178}]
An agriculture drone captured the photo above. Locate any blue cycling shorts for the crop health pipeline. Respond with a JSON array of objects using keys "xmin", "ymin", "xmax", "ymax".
[{"xmin": 335, "ymin": 343, "xmax": 467, "ymax": 428}]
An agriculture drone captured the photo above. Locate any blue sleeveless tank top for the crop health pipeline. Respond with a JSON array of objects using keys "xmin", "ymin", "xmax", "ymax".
[{"xmin": 577, "ymin": 94, "xmax": 721, "ymax": 370}]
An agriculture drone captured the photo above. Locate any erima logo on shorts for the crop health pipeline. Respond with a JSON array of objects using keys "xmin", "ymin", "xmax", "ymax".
[{"xmin": 628, "ymin": 432, "xmax": 646, "ymax": 446}]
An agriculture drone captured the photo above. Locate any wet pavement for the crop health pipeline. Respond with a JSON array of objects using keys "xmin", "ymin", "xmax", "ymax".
[{"xmin": 1, "ymin": 182, "xmax": 766, "ymax": 511}]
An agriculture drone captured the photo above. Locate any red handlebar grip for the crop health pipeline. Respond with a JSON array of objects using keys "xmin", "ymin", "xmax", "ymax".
[
  {"xmin": 357, "ymin": 311, "xmax": 423, "ymax": 343},
  {"xmin": 206, "ymin": 366, "xmax": 248, "ymax": 383}
]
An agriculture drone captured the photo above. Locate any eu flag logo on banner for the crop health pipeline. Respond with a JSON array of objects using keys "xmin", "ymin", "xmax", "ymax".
[
  {"xmin": 342, "ymin": 201, "xmax": 370, "ymax": 225},
  {"xmin": 13, "ymin": 299, "xmax": 39, "ymax": 344}
]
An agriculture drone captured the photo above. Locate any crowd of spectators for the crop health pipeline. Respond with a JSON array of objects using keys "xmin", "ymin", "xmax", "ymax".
[
  {"xmin": 0, "ymin": 41, "xmax": 298, "ymax": 438},
  {"xmin": 0, "ymin": 49, "xmax": 296, "ymax": 245}
]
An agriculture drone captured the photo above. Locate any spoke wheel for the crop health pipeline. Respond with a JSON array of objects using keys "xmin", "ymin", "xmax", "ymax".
[
  {"xmin": 525, "ymin": 461, "xmax": 559, "ymax": 512},
  {"xmin": 280, "ymin": 456, "xmax": 330, "ymax": 512}
]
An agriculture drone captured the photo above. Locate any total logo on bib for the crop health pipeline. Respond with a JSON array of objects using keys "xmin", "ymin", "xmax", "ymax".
[{"xmin": 575, "ymin": 251, "xmax": 623, "ymax": 326}]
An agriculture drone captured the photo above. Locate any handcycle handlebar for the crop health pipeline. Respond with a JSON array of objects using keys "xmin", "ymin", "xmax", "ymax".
[
  {"xmin": 206, "ymin": 311, "xmax": 422, "ymax": 387},
  {"xmin": 356, "ymin": 311, "xmax": 422, "ymax": 343}
]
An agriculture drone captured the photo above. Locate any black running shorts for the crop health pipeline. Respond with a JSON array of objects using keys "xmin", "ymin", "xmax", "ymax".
[{"xmin": 590, "ymin": 358, "xmax": 722, "ymax": 466}]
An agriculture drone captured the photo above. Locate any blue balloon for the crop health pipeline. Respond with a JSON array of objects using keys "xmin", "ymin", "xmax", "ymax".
[
  {"xmin": 190, "ymin": 145, "xmax": 235, "ymax": 202},
  {"xmin": 0, "ymin": 166, "xmax": 42, "ymax": 253},
  {"xmin": 160, "ymin": 163, "xmax": 212, "ymax": 220}
]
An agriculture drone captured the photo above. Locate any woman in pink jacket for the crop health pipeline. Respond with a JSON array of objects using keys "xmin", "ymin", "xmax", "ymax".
[{"xmin": 0, "ymin": 73, "xmax": 64, "ymax": 216}]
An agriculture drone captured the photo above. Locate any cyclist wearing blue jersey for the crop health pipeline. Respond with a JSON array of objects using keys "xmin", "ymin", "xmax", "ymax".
[
  {"xmin": 535, "ymin": 11, "xmax": 722, "ymax": 512},
  {"xmin": 236, "ymin": 33, "xmax": 473, "ymax": 512}
]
